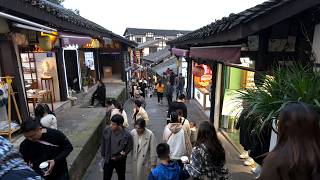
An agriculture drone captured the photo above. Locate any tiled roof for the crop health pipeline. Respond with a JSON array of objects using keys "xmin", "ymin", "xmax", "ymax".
[
  {"xmin": 143, "ymin": 47, "xmax": 171, "ymax": 63},
  {"xmin": 152, "ymin": 56, "xmax": 177, "ymax": 76},
  {"xmin": 137, "ymin": 39, "xmax": 165, "ymax": 49},
  {"xmin": 124, "ymin": 28, "xmax": 191, "ymax": 37},
  {"xmin": 169, "ymin": 0, "xmax": 294, "ymax": 45},
  {"xmin": 14, "ymin": 0, "xmax": 136, "ymax": 46}
]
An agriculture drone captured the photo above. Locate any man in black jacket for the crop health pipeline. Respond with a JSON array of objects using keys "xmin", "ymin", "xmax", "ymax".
[
  {"xmin": 90, "ymin": 80, "xmax": 106, "ymax": 107},
  {"xmin": 19, "ymin": 118, "xmax": 73, "ymax": 180},
  {"xmin": 101, "ymin": 114, "xmax": 133, "ymax": 180},
  {"xmin": 167, "ymin": 94, "xmax": 188, "ymax": 119}
]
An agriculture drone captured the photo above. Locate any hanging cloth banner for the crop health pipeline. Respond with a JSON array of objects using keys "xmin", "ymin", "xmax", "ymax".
[
  {"xmin": 171, "ymin": 48, "xmax": 189, "ymax": 57},
  {"xmin": 59, "ymin": 32, "xmax": 92, "ymax": 48},
  {"xmin": 190, "ymin": 45, "xmax": 241, "ymax": 64}
]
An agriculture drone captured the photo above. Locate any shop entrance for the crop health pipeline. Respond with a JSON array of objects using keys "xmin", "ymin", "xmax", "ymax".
[
  {"xmin": 64, "ymin": 50, "xmax": 81, "ymax": 92},
  {"xmin": 20, "ymin": 50, "xmax": 61, "ymax": 115},
  {"xmin": 99, "ymin": 54, "xmax": 123, "ymax": 83}
]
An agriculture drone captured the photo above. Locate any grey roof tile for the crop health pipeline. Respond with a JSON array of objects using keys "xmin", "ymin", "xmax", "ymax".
[
  {"xmin": 18, "ymin": 0, "xmax": 135, "ymax": 46},
  {"xmin": 169, "ymin": 0, "xmax": 295, "ymax": 45},
  {"xmin": 125, "ymin": 28, "xmax": 191, "ymax": 37}
]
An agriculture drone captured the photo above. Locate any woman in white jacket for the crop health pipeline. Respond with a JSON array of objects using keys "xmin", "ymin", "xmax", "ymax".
[
  {"xmin": 110, "ymin": 102, "xmax": 129, "ymax": 128},
  {"xmin": 163, "ymin": 112, "xmax": 192, "ymax": 165}
]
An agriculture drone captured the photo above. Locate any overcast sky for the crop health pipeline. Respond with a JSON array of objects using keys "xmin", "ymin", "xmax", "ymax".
[{"xmin": 63, "ymin": 0, "xmax": 266, "ymax": 36}]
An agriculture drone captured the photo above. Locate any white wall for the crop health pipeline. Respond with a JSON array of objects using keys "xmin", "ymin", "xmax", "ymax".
[
  {"xmin": 144, "ymin": 48, "xmax": 150, "ymax": 56},
  {"xmin": 312, "ymin": 24, "xmax": 320, "ymax": 64}
]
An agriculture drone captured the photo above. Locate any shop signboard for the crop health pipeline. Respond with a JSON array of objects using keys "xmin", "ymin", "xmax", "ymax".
[{"xmin": 84, "ymin": 52, "xmax": 95, "ymax": 70}]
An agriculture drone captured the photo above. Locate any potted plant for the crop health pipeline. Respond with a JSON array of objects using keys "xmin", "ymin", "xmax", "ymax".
[
  {"xmin": 239, "ymin": 64, "xmax": 320, "ymax": 136},
  {"xmin": 82, "ymin": 78, "xmax": 89, "ymax": 93}
]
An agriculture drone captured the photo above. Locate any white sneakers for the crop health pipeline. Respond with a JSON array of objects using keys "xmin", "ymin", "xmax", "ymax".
[
  {"xmin": 251, "ymin": 165, "xmax": 261, "ymax": 174},
  {"xmin": 239, "ymin": 151, "xmax": 254, "ymax": 166},
  {"xmin": 244, "ymin": 157, "xmax": 255, "ymax": 166},
  {"xmin": 239, "ymin": 151, "xmax": 249, "ymax": 159}
]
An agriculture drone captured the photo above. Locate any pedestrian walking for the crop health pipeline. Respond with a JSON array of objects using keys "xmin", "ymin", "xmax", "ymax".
[
  {"xmin": 175, "ymin": 73, "xmax": 185, "ymax": 99},
  {"xmin": 19, "ymin": 118, "xmax": 73, "ymax": 180},
  {"xmin": 163, "ymin": 112, "xmax": 192, "ymax": 167},
  {"xmin": 110, "ymin": 101, "xmax": 129, "ymax": 128},
  {"xmin": 133, "ymin": 93, "xmax": 146, "ymax": 108},
  {"xmin": 167, "ymin": 94, "xmax": 187, "ymax": 119},
  {"xmin": 132, "ymin": 100, "xmax": 149, "ymax": 124},
  {"xmin": 147, "ymin": 143, "xmax": 189, "ymax": 180},
  {"xmin": 185, "ymin": 121, "xmax": 229, "ymax": 180},
  {"xmin": 131, "ymin": 118, "xmax": 157, "ymax": 180},
  {"xmin": 104, "ymin": 99, "xmax": 115, "ymax": 125},
  {"xmin": 0, "ymin": 136, "xmax": 43, "ymax": 180},
  {"xmin": 101, "ymin": 114, "xmax": 133, "ymax": 180},
  {"xmin": 177, "ymin": 109, "xmax": 191, "ymax": 139},
  {"xmin": 35, "ymin": 103, "xmax": 57, "ymax": 129},
  {"xmin": 139, "ymin": 79, "xmax": 147, "ymax": 98},
  {"xmin": 89, "ymin": 80, "xmax": 106, "ymax": 107},
  {"xmin": 156, "ymin": 81, "xmax": 165, "ymax": 104},
  {"xmin": 166, "ymin": 81, "xmax": 174, "ymax": 107},
  {"xmin": 257, "ymin": 102, "xmax": 320, "ymax": 180},
  {"xmin": 189, "ymin": 121, "xmax": 197, "ymax": 147}
]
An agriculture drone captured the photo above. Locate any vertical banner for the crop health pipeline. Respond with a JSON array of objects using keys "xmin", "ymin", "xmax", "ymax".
[{"xmin": 84, "ymin": 52, "xmax": 95, "ymax": 70}]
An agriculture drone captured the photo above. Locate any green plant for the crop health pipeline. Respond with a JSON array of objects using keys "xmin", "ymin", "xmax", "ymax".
[
  {"xmin": 239, "ymin": 64, "xmax": 320, "ymax": 135},
  {"xmin": 82, "ymin": 78, "xmax": 89, "ymax": 86}
]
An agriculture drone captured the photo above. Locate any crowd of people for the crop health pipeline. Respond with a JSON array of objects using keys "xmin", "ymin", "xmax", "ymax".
[{"xmin": 99, "ymin": 71, "xmax": 231, "ymax": 180}]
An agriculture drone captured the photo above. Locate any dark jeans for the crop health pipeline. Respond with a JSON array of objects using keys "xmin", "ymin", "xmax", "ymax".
[
  {"xmin": 167, "ymin": 95, "xmax": 172, "ymax": 107},
  {"xmin": 104, "ymin": 158, "xmax": 126, "ymax": 180},
  {"xmin": 176, "ymin": 88, "xmax": 183, "ymax": 99},
  {"xmin": 157, "ymin": 92, "xmax": 163, "ymax": 103},
  {"xmin": 91, "ymin": 95, "xmax": 106, "ymax": 107}
]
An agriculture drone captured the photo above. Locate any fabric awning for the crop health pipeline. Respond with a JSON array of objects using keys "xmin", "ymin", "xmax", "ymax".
[
  {"xmin": 59, "ymin": 32, "xmax": 92, "ymax": 48},
  {"xmin": 190, "ymin": 45, "xmax": 241, "ymax": 64},
  {"xmin": 171, "ymin": 48, "xmax": 189, "ymax": 57}
]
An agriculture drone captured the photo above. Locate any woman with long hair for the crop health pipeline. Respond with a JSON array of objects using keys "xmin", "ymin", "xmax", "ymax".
[
  {"xmin": 110, "ymin": 101, "xmax": 129, "ymax": 128},
  {"xmin": 258, "ymin": 102, "xmax": 320, "ymax": 180},
  {"xmin": 185, "ymin": 121, "xmax": 229, "ymax": 180}
]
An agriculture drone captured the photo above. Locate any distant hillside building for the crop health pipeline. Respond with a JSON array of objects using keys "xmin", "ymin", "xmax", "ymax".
[{"xmin": 124, "ymin": 28, "xmax": 190, "ymax": 56}]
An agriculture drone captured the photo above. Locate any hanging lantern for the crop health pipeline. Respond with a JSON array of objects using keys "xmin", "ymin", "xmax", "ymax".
[
  {"xmin": 193, "ymin": 65, "xmax": 205, "ymax": 77},
  {"xmin": 38, "ymin": 36, "xmax": 52, "ymax": 51}
]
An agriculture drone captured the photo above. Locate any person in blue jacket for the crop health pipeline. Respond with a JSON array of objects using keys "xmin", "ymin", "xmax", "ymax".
[{"xmin": 148, "ymin": 143, "xmax": 189, "ymax": 180}]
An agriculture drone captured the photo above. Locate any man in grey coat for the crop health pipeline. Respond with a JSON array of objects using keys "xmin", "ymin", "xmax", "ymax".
[{"xmin": 101, "ymin": 114, "xmax": 133, "ymax": 180}]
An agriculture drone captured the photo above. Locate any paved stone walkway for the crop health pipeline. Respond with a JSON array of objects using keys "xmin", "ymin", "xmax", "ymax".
[{"xmin": 84, "ymin": 96, "xmax": 255, "ymax": 180}]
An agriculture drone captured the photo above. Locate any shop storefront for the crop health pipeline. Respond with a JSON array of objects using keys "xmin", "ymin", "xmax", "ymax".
[
  {"xmin": 19, "ymin": 47, "xmax": 61, "ymax": 113},
  {"xmin": 79, "ymin": 39, "xmax": 100, "ymax": 91},
  {"xmin": 99, "ymin": 39, "xmax": 125, "ymax": 83},
  {"xmin": 60, "ymin": 33, "xmax": 99, "ymax": 96},
  {"xmin": 220, "ymin": 59, "xmax": 255, "ymax": 149},
  {"xmin": 193, "ymin": 63, "xmax": 212, "ymax": 109},
  {"xmin": 10, "ymin": 29, "xmax": 63, "ymax": 114}
]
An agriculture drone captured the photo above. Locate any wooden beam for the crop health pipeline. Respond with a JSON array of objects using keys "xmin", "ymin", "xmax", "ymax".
[
  {"xmin": 209, "ymin": 61, "xmax": 218, "ymax": 124},
  {"xmin": 186, "ymin": 57, "xmax": 192, "ymax": 99}
]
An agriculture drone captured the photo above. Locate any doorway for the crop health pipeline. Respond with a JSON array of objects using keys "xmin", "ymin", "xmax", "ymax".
[{"xmin": 63, "ymin": 50, "xmax": 81, "ymax": 92}]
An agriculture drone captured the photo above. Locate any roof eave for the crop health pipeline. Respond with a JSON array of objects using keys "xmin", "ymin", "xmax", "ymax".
[{"xmin": 170, "ymin": 0, "xmax": 320, "ymax": 47}]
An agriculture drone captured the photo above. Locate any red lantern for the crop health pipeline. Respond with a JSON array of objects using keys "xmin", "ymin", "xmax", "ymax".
[{"xmin": 193, "ymin": 65, "xmax": 205, "ymax": 77}]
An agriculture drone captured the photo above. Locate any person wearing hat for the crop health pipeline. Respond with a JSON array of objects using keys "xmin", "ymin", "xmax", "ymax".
[{"xmin": 101, "ymin": 114, "xmax": 133, "ymax": 180}]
